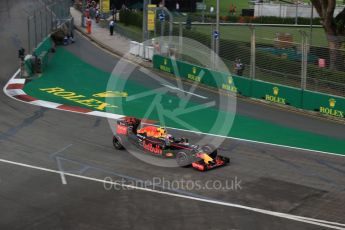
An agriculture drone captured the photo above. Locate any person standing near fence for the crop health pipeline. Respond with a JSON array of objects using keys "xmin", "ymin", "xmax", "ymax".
[
  {"xmin": 111, "ymin": 7, "xmax": 116, "ymax": 21},
  {"xmin": 109, "ymin": 20, "xmax": 114, "ymax": 36},
  {"xmin": 85, "ymin": 7, "xmax": 90, "ymax": 18},
  {"xmin": 86, "ymin": 16, "xmax": 92, "ymax": 34},
  {"xmin": 234, "ymin": 58, "xmax": 244, "ymax": 76},
  {"xmin": 95, "ymin": 9, "xmax": 100, "ymax": 23}
]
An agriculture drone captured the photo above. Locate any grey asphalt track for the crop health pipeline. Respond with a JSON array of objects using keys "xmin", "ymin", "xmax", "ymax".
[{"xmin": 1, "ymin": 1, "xmax": 345, "ymax": 230}]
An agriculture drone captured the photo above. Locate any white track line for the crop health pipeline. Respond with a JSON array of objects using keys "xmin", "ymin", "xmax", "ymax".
[
  {"xmin": 60, "ymin": 172, "xmax": 67, "ymax": 185},
  {"xmin": 0, "ymin": 158, "xmax": 344, "ymax": 229},
  {"xmin": 162, "ymin": 84, "xmax": 208, "ymax": 99},
  {"xmin": 57, "ymin": 158, "xmax": 67, "ymax": 185},
  {"xmin": 296, "ymin": 216, "xmax": 345, "ymax": 227},
  {"xmin": 3, "ymin": 70, "xmax": 345, "ymax": 158}
]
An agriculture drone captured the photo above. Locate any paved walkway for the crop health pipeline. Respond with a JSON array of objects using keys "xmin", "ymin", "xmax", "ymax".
[{"xmin": 70, "ymin": 7, "xmax": 151, "ymax": 68}]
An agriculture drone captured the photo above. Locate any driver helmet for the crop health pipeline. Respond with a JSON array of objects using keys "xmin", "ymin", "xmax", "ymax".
[{"xmin": 156, "ymin": 127, "xmax": 167, "ymax": 138}]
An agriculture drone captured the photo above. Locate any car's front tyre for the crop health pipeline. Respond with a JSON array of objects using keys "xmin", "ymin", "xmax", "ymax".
[
  {"xmin": 176, "ymin": 151, "xmax": 192, "ymax": 167},
  {"xmin": 201, "ymin": 144, "xmax": 218, "ymax": 158},
  {"xmin": 113, "ymin": 136, "xmax": 124, "ymax": 150}
]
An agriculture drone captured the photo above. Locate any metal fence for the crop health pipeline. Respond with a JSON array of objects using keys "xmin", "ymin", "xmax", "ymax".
[
  {"xmin": 114, "ymin": 24, "xmax": 143, "ymax": 43},
  {"xmin": 154, "ymin": 21, "xmax": 345, "ymax": 98},
  {"xmin": 27, "ymin": 0, "xmax": 72, "ymax": 54},
  {"xmin": 72, "ymin": 4, "xmax": 345, "ymax": 98}
]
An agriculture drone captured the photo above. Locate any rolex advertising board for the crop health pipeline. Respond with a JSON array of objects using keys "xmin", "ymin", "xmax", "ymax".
[
  {"xmin": 152, "ymin": 55, "xmax": 345, "ymax": 119},
  {"xmin": 303, "ymin": 91, "xmax": 345, "ymax": 118},
  {"xmin": 250, "ymin": 80, "xmax": 302, "ymax": 108}
]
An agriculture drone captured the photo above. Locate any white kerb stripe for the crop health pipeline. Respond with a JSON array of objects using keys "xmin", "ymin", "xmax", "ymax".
[
  {"xmin": 30, "ymin": 100, "xmax": 62, "ymax": 109},
  {"xmin": 88, "ymin": 111, "xmax": 125, "ymax": 120},
  {"xmin": 9, "ymin": 79, "xmax": 26, "ymax": 84},
  {"xmin": 6, "ymin": 89, "xmax": 26, "ymax": 97}
]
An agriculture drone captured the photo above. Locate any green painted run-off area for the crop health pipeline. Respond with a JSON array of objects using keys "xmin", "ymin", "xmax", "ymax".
[{"xmin": 23, "ymin": 47, "xmax": 345, "ymax": 155}]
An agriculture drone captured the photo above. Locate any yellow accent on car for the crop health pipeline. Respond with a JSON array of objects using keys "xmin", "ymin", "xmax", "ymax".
[{"xmin": 200, "ymin": 153, "xmax": 214, "ymax": 165}]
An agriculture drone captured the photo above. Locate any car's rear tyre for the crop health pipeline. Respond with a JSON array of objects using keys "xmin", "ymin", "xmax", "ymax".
[
  {"xmin": 224, "ymin": 157, "xmax": 230, "ymax": 164},
  {"xmin": 201, "ymin": 144, "xmax": 217, "ymax": 158},
  {"xmin": 113, "ymin": 136, "xmax": 124, "ymax": 150},
  {"xmin": 176, "ymin": 151, "xmax": 192, "ymax": 167}
]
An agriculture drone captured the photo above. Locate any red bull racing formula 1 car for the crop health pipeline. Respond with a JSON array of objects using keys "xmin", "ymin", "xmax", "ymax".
[{"xmin": 112, "ymin": 117, "xmax": 230, "ymax": 171}]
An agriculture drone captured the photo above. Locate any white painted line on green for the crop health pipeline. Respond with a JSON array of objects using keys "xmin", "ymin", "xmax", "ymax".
[{"xmin": 162, "ymin": 84, "xmax": 208, "ymax": 99}]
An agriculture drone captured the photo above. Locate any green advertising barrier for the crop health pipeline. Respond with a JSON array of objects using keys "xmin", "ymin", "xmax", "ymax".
[
  {"xmin": 177, "ymin": 60, "xmax": 207, "ymax": 83},
  {"xmin": 39, "ymin": 51, "xmax": 49, "ymax": 70},
  {"xmin": 31, "ymin": 37, "xmax": 52, "ymax": 73},
  {"xmin": 154, "ymin": 55, "xmax": 253, "ymax": 97},
  {"xmin": 20, "ymin": 37, "xmax": 52, "ymax": 78},
  {"xmin": 251, "ymin": 80, "xmax": 303, "ymax": 108},
  {"xmin": 24, "ymin": 58, "xmax": 33, "ymax": 77},
  {"xmin": 34, "ymin": 37, "xmax": 52, "ymax": 56},
  {"xmin": 302, "ymin": 90, "xmax": 345, "ymax": 118},
  {"xmin": 153, "ymin": 55, "xmax": 174, "ymax": 74},
  {"xmin": 153, "ymin": 55, "xmax": 345, "ymax": 118},
  {"xmin": 232, "ymin": 75, "xmax": 252, "ymax": 97},
  {"xmin": 153, "ymin": 55, "xmax": 240, "ymax": 94}
]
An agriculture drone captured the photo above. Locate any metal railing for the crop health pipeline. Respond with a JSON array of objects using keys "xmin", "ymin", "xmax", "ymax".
[
  {"xmin": 27, "ymin": 0, "xmax": 72, "ymax": 53},
  {"xmin": 73, "ymin": 5, "xmax": 345, "ymax": 98},
  {"xmin": 155, "ymin": 21, "xmax": 345, "ymax": 98}
]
